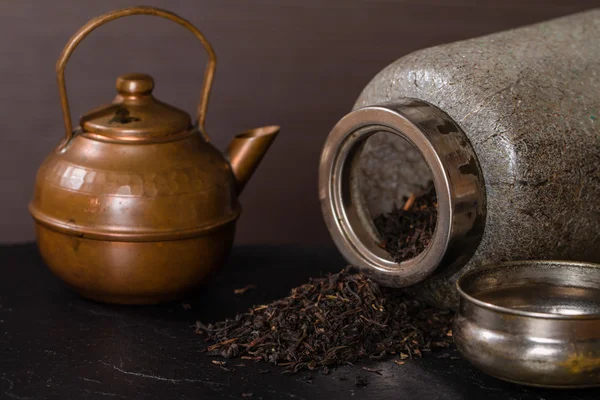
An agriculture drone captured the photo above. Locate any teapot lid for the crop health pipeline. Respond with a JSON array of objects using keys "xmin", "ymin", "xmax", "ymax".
[{"xmin": 80, "ymin": 73, "xmax": 192, "ymax": 142}]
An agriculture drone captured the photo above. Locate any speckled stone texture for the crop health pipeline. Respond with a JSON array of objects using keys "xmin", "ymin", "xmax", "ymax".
[{"xmin": 354, "ymin": 9, "xmax": 600, "ymax": 309}]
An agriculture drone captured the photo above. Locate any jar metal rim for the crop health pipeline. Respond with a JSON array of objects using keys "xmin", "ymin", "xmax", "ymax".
[{"xmin": 319, "ymin": 99, "xmax": 486, "ymax": 287}]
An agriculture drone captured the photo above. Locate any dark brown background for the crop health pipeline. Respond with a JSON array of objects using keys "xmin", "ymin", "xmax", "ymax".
[{"xmin": 2, "ymin": 0, "xmax": 598, "ymax": 245}]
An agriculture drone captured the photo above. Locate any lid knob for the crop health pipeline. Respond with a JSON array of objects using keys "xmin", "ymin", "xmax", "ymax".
[{"xmin": 116, "ymin": 73, "xmax": 154, "ymax": 96}]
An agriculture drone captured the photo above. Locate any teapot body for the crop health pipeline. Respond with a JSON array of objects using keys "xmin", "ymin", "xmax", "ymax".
[
  {"xmin": 30, "ymin": 131, "xmax": 239, "ymax": 304},
  {"xmin": 320, "ymin": 10, "xmax": 600, "ymax": 309}
]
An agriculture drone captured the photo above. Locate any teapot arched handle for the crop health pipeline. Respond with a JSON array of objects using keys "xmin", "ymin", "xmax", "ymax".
[{"xmin": 56, "ymin": 6, "xmax": 216, "ymax": 149}]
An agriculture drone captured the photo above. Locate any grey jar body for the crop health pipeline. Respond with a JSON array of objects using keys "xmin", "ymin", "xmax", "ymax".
[{"xmin": 326, "ymin": 10, "xmax": 600, "ymax": 309}]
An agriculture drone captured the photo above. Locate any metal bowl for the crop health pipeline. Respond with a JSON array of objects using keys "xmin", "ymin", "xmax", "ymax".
[{"xmin": 454, "ymin": 260, "xmax": 600, "ymax": 388}]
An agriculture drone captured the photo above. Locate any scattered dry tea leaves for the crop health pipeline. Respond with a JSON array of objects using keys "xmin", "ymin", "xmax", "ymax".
[
  {"xmin": 198, "ymin": 268, "xmax": 453, "ymax": 373},
  {"xmin": 234, "ymin": 285, "xmax": 257, "ymax": 295},
  {"xmin": 362, "ymin": 367, "xmax": 383, "ymax": 375},
  {"xmin": 211, "ymin": 359, "xmax": 232, "ymax": 372}
]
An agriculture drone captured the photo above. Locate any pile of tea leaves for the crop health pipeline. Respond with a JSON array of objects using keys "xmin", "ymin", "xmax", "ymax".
[
  {"xmin": 196, "ymin": 269, "xmax": 453, "ymax": 373},
  {"xmin": 373, "ymin": 182, "xmax": 438, "ymax": 262}
]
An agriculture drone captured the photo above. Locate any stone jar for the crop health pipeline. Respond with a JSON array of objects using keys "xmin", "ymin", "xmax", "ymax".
[{"xmin": 319, "ymin": 9, "xmax": 600, "ymax": 309}]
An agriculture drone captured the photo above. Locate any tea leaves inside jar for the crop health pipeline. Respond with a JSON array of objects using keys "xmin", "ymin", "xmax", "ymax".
[{"xmin": 373, "ymin": 182, "xmax": 438, "ymax": 262}]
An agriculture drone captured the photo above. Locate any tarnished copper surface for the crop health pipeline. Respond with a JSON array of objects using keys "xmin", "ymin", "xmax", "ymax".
[{"xmin": 29, "ymin": 6, "xmax": 279, "ymax": 304}]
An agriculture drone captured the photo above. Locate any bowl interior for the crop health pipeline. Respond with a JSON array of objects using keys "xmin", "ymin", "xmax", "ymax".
[{"xmin": 459, "ymin": 261, "xmax": 600, "ymax": 317}]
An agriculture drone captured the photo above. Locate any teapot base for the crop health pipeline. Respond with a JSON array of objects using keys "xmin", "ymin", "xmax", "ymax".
[{"xmin": 34, "ymin": 222, "xmax": 235, "ymax": 305}]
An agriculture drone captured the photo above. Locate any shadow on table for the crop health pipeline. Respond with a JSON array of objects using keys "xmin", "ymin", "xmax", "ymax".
[
  {"xmin": 182, "ymin": 245, "xmax": 347, "ymax": 322},
  {"xmin": 62, "ymin": 245, "xmax": 346, "ymax": 324}
]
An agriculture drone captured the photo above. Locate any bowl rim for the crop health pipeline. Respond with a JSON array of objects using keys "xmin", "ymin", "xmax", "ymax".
[{"xmin": 456, "ymin": 260, "xmax": 600, "ymax": 321}]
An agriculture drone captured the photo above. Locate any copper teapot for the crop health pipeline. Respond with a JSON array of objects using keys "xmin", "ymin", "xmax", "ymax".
[{"xmin": 29, "ymin": 7, "xmax": 279, "ymax": 304}]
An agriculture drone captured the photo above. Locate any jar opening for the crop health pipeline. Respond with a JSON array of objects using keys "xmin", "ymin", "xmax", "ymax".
[
  {"xmin": 349, "ymin": 132, "xmax": 438, "ymax": 264},
  {"xmin": 319, "ymin": 100, "xmax": 486, "ymax": 288}
]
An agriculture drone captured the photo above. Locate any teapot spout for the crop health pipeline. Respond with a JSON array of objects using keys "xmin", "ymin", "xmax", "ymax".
[{"xmin": 227, "ymin": 125, "xmax": 280, "ymax": 195}]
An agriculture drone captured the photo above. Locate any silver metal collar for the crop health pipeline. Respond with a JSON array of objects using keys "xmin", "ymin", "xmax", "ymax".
[{"xmin": 319, "ymin": 99, "xmax": 486, "ymax": 287}]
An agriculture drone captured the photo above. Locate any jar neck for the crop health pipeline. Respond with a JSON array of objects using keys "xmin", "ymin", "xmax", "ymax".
[{"xmin": 319, "ymin": 98, "xmax": 486, "ymax": 287}]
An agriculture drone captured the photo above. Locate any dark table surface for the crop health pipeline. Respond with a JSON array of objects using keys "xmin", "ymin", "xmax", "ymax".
[{"xmin": 1, "ymin": 243, "xmax": 598, "ymax": 400}]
